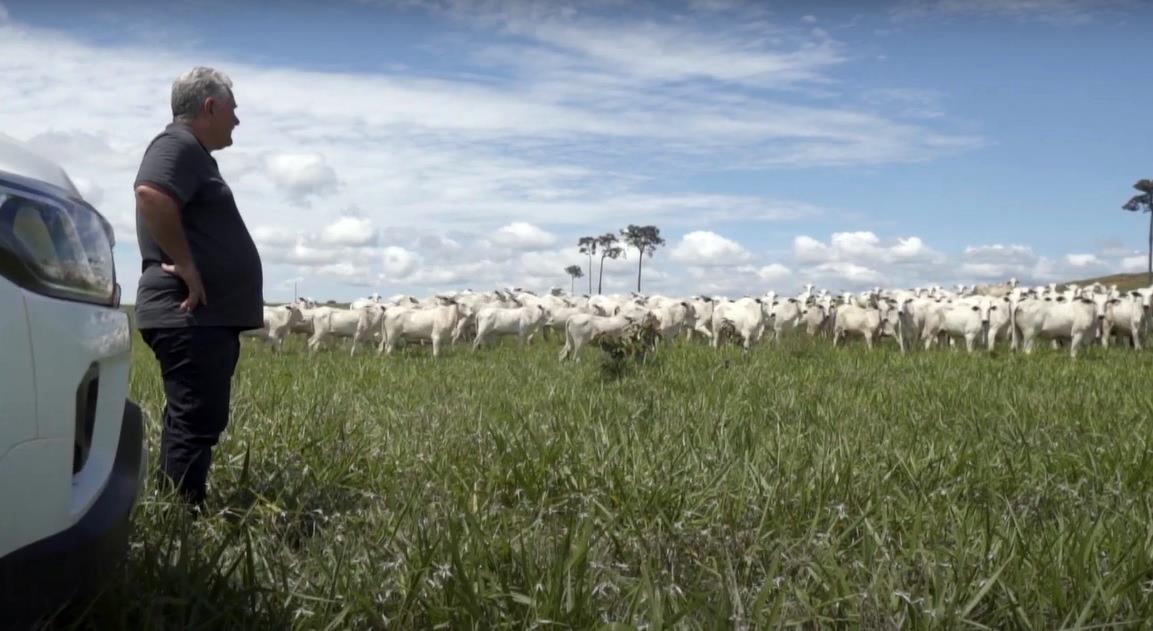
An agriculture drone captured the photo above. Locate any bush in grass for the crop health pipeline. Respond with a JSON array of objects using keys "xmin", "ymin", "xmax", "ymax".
[{"xmin": 593, "ymin": 314, "xmax": 660, "ymax": 380}]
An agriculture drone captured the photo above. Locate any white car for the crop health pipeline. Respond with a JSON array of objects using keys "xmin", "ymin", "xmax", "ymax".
[{"xmin": 0, "ymin": 134, "xmax": 145, "ymax": 626}]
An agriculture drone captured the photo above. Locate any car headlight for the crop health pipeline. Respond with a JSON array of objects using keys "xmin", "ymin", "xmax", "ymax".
[{"xmin": 0, "ymin": 176, "xmax": 118, "ymax": 306}]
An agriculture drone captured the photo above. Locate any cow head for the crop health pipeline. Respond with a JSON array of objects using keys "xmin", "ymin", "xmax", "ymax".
[{"xmin": 282, "ymin": 304, "xmax": 305, "ymax": 325}]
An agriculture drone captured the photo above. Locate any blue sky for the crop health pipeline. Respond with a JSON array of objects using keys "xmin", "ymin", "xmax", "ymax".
[{"xmin": 1, "ymin": 0, "xmax": 1150, "ymax": 300}]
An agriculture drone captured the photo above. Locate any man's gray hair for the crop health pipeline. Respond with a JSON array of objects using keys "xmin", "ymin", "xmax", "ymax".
[{"xmin": 171, "ymin": 67, "xmax": 233, "ymax": 121}]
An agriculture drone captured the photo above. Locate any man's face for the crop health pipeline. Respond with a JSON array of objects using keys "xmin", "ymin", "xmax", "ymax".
[{"xmin": 204, "ymin": 90, "xmax": 239, "ymax": 150}]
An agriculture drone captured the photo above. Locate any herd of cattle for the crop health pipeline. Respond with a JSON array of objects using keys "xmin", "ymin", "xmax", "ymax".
[{"xmin": 243, "ymin": 278, "xmax": 1153, "ymax": 360}]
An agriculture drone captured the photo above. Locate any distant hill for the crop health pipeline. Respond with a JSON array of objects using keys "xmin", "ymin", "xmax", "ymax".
[{"xmin": 1062, "ymin": 272, "xmax": 1151, "ymax": 292}]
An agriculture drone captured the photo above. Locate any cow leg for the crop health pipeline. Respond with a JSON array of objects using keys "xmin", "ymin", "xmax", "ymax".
[
  {"xmin": 1070, "ymin": 331, "xmax": 1084, "ymax": 359},
  {"xmin": 559, "ymin": 328, "xmax": 573, "ymax": 361}
]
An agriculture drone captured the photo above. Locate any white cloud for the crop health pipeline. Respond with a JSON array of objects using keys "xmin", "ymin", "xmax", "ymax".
[
  {"xmin": 264, "ymin": 152, "xmax": 338, "ymax": 202},
  {"xmin": 669, "ymin": 230, "xmax": 752, "ymax": 266},
  {"xmin": 793, "ymin": 231, "xmax": 944, "ymax": 267},
  {"xmin": 1064, "ymin": 253, "xmax": 1102, "ymax": 268},
  {"xmin": 487, "ymin": 222, "xmax": 558, "ymax": 250},
  {"xmin": 756, "ymin": 263, "xmax": 792, "ymax": 282},
  {"xmin": 381, "ymin": 245, "xmax": 420, "ymax": 279},
  {"xmin": 808, "ymin": 261, "xmax": 884, "ymax": 286},
  {"xmin": 0, "ymin": 9, "xmax": 985, "ymax": 301},
  {"xmin": 959, "ymin": 243, "xmax": 1039, "ymax": 279},
  {"xmin": 1120, "ymin": 255, "xmax": 1148, "ymax": 273},
  {"xmin": 319, "ymin": 216, "xmax": 378, "ymax": 247},
  {"xmin": 252, "ymin": 225, "xmax": 298, "ymax": 248}
]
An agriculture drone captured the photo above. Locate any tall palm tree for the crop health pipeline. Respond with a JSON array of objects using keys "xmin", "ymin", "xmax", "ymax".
[
  {"xmin": 595, "ymin": 232, "xmax": 624, "ymax": 295},
  {"xmin": 619, "ymin": 224, "xmax": 666, "ymax": 293},
  {"xmin": 1123, "ymin": 179, "xmax": 1153, "ymax": 285},
  {"xmin": 564, "ymin": 265, "xmax": 583, "ymax": 294},
  {"xmin": 577, "ymin": 236, "xmax": 597, "ymax": 294}
]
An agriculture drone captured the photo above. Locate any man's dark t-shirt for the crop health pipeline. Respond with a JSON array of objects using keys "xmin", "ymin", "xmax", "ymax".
[{"xmin": 134, "ymin": 122, "xmax": 263, "ymax": 330}]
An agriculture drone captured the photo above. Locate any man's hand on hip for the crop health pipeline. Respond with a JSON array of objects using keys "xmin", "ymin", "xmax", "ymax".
[{"xmin": 162, "ymin": 262, "xmax": 208, "ymax": 311}]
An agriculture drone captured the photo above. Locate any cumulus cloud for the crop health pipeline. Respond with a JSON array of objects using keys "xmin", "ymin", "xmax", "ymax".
[
  {"xmin": 959, "ymin": 243, "xmax": 1039, "ymax": 279},
  {"xmin": 793, "ymin": 231, "xmax": 944, "ymax": 267},
  {"xmin": 1120, "ymin": 255, "xmax": 1148, "ymax": 273},
  {"xmin": 670, "ymin": 230, "xmax": 752, "ymax": 266},
  {"xmin": 264, "ymin": 152, "xmax": 339, "ymax": 202},
  {"xmin": 381, "ymin": 245, "xmax": 420, "ymax": 279},
  {"xmin": 1065, "ymin": 253, "xmax": 1102, "ymax": 268},
  {"xmin": 756, "ymin": 263, "xmax": 792, "ymax": 283},
  {"xmin": 252, "ymin": 225, "xmax": 298, "ymax": 248},
  {"xmin": 319, "ymin": 215, "xmax": 378, "ymax": 247},
  {"xmin": 487, "ymin": 222, "xmax": 558, "ymax": 250}
]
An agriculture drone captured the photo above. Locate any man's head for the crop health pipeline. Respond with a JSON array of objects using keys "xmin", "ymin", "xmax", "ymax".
[{"xmin": 171, "ymin": 67, "xmax": 239, "ymax": 151}]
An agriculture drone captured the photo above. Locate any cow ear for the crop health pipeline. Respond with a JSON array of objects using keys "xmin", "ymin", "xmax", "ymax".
[{"xmin": 788, "ymin": 298, "xmax": 797, "ymax": 303}]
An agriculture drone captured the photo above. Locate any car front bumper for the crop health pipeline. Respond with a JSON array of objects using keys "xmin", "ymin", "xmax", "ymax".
[{"xmin": 0, "ymin": 400, "xmax": 144, "ymax": 630}]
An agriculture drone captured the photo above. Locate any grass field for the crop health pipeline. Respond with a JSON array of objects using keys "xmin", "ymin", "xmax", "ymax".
[{"xmin": 61, "ymin": 331, "xmax": 1153, "ymax": 629}]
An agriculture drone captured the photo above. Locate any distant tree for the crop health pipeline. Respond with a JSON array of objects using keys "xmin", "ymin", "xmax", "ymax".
[
  {"xmin": 619, "ymin": 224, "xmax": 666, "ymax": 293},
  {"xmin": 595, "ymin": 232, "xmax": 624, "ymax": 295},
  {"xmin": 564, "ymin": 264, "xmax": 584, "ymax": 294},
  {"xmin": 577, "ymin": 236, "xmax": 597, "ymax": 294},
  {"xmin": 1123, "ymin": 179, "xmax": 1153, "ymax": 285}
]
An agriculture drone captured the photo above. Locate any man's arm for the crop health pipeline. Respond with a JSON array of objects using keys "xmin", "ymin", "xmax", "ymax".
[{"xmin": 135, "ymin": 183, "xmax": 207, "ymax": 310}]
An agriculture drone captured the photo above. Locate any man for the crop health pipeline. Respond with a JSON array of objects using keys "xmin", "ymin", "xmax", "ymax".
[{"xmin": 134, "ymin": 67, "xmax": 263, "ymax": 508}]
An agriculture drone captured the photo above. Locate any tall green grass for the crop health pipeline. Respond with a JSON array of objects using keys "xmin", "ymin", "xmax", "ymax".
[{"xmin": 59, "ymin": 333, "xmax": 1153, "ymax": 629}]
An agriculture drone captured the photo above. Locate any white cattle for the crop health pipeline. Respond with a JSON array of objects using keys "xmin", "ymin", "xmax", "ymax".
[
  {"xmin": 350, "ymin": 293, "xmax": 383, "ymax": 310},
  {"xmin": 832, "ymin": 301, "xmax": 892, "ymax": 350},
  {"xmin": 973, "ymin": 278, "xmax": 1018, "ymax": 298},
  {"xmin": 711, "ymin": 298, "xmax": 767, "ymax": 351},
  {"xmin": 1011, "ymin": 296, "xmax": 1101, "ymax": 358},
  {"xmin": 587, "ymin": 295, "xmax": 619, "ymax": 317},
  {"xmin": 984, "ymin": 296, "xmax": 1013, "ymax": 350},
  {"xmin": 1101, "ymin": 293, "xmax": 1145, "ymax": 349},
  {"xmin": 473, "ymin": 304, "xmax": 549, "ymax": 349},
  {"xmin": 558, "ymin": 313, "xmax": 642, "ymax": 361},
  {"xmin": 308, "ymin": 306, "xmax": 379, "ymax": 355},
  {"xmin": 799, "ymin": 301, "xmax": 830, "ymax": 337},
  {"xmin": 686, "ymin": 297, "xmax": 716, "ymax": 341},
  {"xmin": 652, "ymin": 301, "xmax": 695, "ymax": 341},
  {"xmin": 241, "ymin": 304, "xmax": 305, "ymax": 351},
  {"xmin": 290, "ymin": 303, "xmax": 335, "ymax": 338},
  {"xmin": 921, "ymin": 297, "xmax": 994, "ymax": 353},
  {"xmin": 766, "ymin": 298, "xmax": 803, "ymax": 344},
  {"xmin": 544, "ymin": 304, "xmax": 589, "ymax": 331},
  {"xmin": 381, "ymin": 297, "xmax": 463, "ymax": 357}
]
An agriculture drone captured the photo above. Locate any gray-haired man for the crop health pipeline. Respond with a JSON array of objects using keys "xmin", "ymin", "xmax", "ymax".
[{"xmin": 134, "ymin": 67, "xmax": 263, "ymax": 507}]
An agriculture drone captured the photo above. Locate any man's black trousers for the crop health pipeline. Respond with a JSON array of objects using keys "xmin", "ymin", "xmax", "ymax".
[{"xmin": 140, "ymin": 326, "xmax": 241, "ymax": 505}]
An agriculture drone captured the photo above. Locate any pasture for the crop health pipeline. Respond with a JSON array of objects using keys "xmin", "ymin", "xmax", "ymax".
[{"xmin": 69, "ymin": 331, "xmax": 1153, "ymax": 629}]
